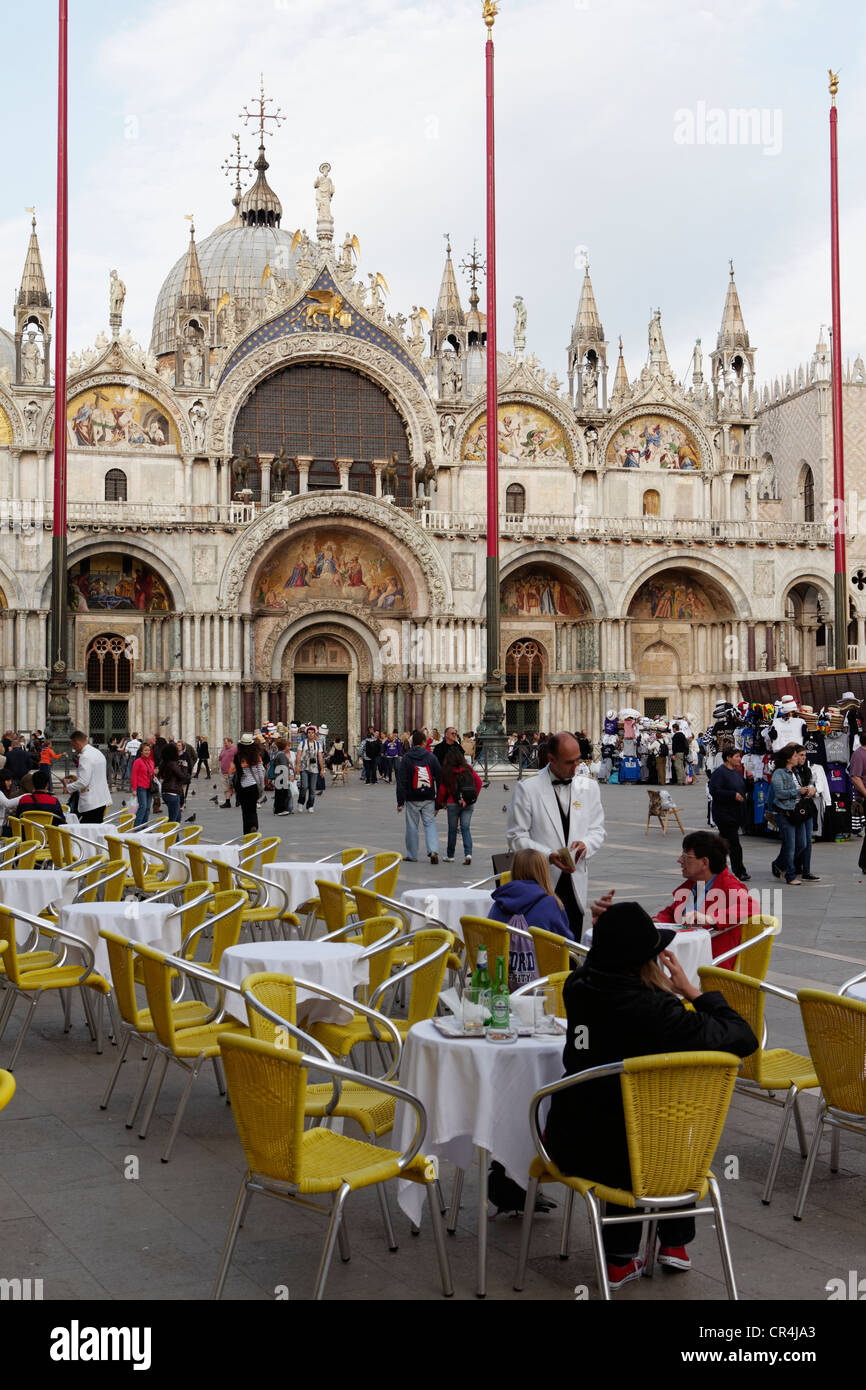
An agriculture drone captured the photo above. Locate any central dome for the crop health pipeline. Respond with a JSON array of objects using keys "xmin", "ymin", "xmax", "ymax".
[{"xmin": 150, "ymin": 221, "xmax": 300, "ymax": 358}]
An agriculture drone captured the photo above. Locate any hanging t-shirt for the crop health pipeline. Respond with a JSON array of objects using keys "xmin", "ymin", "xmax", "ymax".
[{"xmin": 802, "ymin": 730, "xmax": 828, "ymax": 769}]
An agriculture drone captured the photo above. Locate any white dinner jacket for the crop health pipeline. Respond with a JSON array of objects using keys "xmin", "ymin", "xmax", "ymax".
[
  {"xmin": 506, "ymin": 766, "xmax": 605, "ymax": 909},
  {"xmin": 66, "ymin": 744, "xmax": 113, "ymax": 812}
]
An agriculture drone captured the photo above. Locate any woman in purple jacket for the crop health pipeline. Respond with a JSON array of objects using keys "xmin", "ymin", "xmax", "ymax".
[{"xmin": 488, "ymin": 848, "xmax": 574, "ymax": 940}]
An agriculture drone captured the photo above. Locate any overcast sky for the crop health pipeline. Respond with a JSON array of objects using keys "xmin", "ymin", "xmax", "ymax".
[{"xmin": 3, "ymin": 0, "xmax": 866, "ymax": 389}]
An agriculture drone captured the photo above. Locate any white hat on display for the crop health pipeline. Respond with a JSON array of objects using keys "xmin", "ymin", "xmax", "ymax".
[{"xmin": 778, "ymin": 695, "xmax": 799, "ymax": 714}]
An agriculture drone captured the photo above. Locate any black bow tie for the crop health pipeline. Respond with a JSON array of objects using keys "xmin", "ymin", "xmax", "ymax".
[{"xmin": 551, "ymin": 778, "xmax": 572, "ymax": 787}]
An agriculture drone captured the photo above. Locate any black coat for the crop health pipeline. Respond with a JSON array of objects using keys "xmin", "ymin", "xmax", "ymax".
[
  {"xmin": 545, "ymin": 964, "xmax": 758, "ymax": 1183},
  {"xmin": 708, "ymin": 764, "xmax": 748, "ymax": 827}
]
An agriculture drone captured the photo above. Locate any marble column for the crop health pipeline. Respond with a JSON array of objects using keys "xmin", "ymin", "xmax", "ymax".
[
  {"xmin": 259, "ymin": 455, "xmax": 273, "ymax": 507},
  {"xmin": 337, "ymin": 458, "xmax": 352, "ymax": 491},
  {"xmin": 297, "ymin": 456, "xmax": 313, "ymax": 494}
]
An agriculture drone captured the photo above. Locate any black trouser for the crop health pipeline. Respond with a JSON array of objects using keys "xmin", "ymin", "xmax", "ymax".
[
  {"xmin": 273, "ymin": 786, "xmax": 293, "ymax": 814},
  {"xmin": 79, "ymin": 807, "xmax": 105, "ymax": 824},
  {"xmin": 379, "ymin": 757, "xmax": 393, "ymax": 783},
  {"xmin": 238, "ymin": 784, "xmax": 259, "ymax": 834},
  {"xmin": 194, "ymin": 760, "xmax": 210, "ymax": 778},
  {"xmin": 363, "ymin": 758, "xmax": 378, "ymax": 784},
  {"xmin": 716, "ymin": 818, "xmax": 746, "ymax": 879}
]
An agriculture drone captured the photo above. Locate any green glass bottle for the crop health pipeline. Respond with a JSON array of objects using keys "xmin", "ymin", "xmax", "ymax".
[
  {"xmin": 470, "ymin": 946, "xmax": 493, "ymax": 1025},
  {"xmin": 490, "ymin": 953, "xmax": 510, "ymax": 1030}
]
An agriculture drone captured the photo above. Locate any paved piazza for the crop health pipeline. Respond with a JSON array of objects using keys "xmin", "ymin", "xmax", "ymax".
[{"xmin": 2, "ymin": 772, "xmax": 864, "ymax": 1303}]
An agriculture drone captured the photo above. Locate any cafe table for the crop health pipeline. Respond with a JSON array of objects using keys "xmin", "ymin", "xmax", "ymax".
[
  {"xmin": 394, "ymin": 1017, "xmax": 565, "ymax": 1297},
  {"xmin": 0, "ymin": 869, "xmax": 77, "ymax": 945},
  {"xmin": 58, "ymin": 900, "xmax": 180, "ymax": 980},
  {"xmin": 398, "ymin": 887, "xmax": 494, "ymax": 940},
  {"xmin": 218, "ymin": 939, "xmax": 369, "ymax": 1025}
]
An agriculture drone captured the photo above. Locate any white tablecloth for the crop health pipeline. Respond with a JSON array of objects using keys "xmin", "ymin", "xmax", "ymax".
[
  {"xmin": 0, "ymin": 869, "xmax": 77, "ymax": 945},
  {"xmin": 219, "ymin": 940, "xmax": 369, "ymax": 1024},
  {"xmin": 175, "ymin": 843, "xmax": 244, "ymax": 879},
  {"xmin": 66, "ymin": 823, "xmax": 169, "ymax": 856},
  {"xmin": 396, "ymin": 1019, "xmax": 564, "ymax": 1225},
  {"xmin": 58, "ymin": 901, "xmax": 179, "ymax": 979},
  {"xmin": 399, "ymin": 887, "xmax": 494, "ymax": 941},
  {"xmin": 261, "ymin": 860, "xmax": 343, "ymax": 911}
]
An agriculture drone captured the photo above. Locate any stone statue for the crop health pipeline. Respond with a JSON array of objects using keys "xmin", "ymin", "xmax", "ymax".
[
  {"xmin": 854, "ymin": 355, "xmax": 866, "ymax": 384},
  {"xmin": 583, "ymin": 357, "xmax": 598, "ymax": 405},
  {"xmin": 21, "ymin": 331, "xmax": 42, "ymax": 383},
  {"xmin": 315, "ymin": 163, "xmax": 334, "ymax": 222},
  {"xmin": 584, "ymin": 425, "xmax": 598, "ymax": 468},
  {"xmin": 446, "ymin": 359, "xmax": 462, "ymax": 397},
  {"xmin": 691, "ymin": 337, "xmax": 703, "ymax": 382},
  {"xmin": 94, "ymin": 330, "xmax": 109, "ymax": 351},
  {"xmin": 648, "ymin": 311, "xmax": 664, "ymax": 363},
  {"xmin": 184, "ymin": 342, "xmax": 204, "ymax": 386},
  {"xmin": 382, "ymin": 452, "xmax": 399, "ymax": 496},
  {"xmin": 231, "ymin": 455, "xmax": 249, "ymax": 495},
  {"xmin": 339, "ymin": 232, "xmax": 359, "ymax": 276},
  {"xmin": 189, "ymin": 402, "xmax": 207, "ymax": 451},
  {"xmin": 109, "ymin": 268, "xmax": 126, "ymax": 321},
  {"xmin": 409, "ymin": 305, "xmax": 429, "ymax": 348},
  {"xmin": 415, "ymin": 454, "xmax": 437, "ymax": 499},
  {"xmin": 272, "ymin": 448, "xmax": 289, "ymax": 496},
  {"xmin": 513, "ymin": 295, "xmax": 527, "ymax": 356},
  {"xmin": 24, "ymin": 400, "xmax": 39, "ymax": 437},
  {"xmin": 367, "ymin": 273, "xmax": 385, "ymax": 314},
  {"xmin": 67, "ymin": 350, "xmax": 81, "ymax": 374},
  {"xmin": 440, "ymin": 413, "xmax": 456, "ymax": 452},
  {"xmin": 548, "ymin": 373, "xmax": 563, "ymax": 395}
]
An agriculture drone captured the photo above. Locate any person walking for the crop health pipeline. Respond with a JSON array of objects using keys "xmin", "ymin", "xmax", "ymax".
[
  {"xmin": 218, "ymin": 737, "xmax": 237, "ymax": 808},
  {"xmin": 381, "ymin": 732, "xmax": 400, "ymax": 782},
  {"xmin": 272, "ymin": 737, "xmax": 295, "ymax": 816},
  {"xmin": 194, "ymin": 735, "xmax": 210, "ymax": 779},
  {"xmin": 433, "ymin": 726, "xmax": 460, "ymax": 765},
  {"xmin": 124, "ymin": 733, "xmax": 141, "ymax": 786},
  {"xmin": 708, "ymin": 745, "xmax": 751, "ymax": 880},
  {"xmin": 396, "ymin": 730, "xmax": 442, "ymax": 863},
  {"xmin": 5, "ymin": 736, "xmax": 30, "ymax": 791},
  {"xmin": 436, "ymin": 744, "xmax": 482, "ymax": 864},
  {"xmin": 131, "ymin": 740, "xmax": 156, "ymax": 827},
  {"xmin": 62, "ymin": 731, "xmax": 113, "ymax": 824},
  {"xmin": 671, "ymin": 723, "xmax": 689, "ymax": 784},
  {"xmin": 234, "ymin": 734, "xmax": 265, "ymax": 833},
  {"xmin": 770, "ymin": 743, "xmax": 812, "ymax": 886},
  {"xmin": 362, "ymin": 730, "xmax": 382, "ymax": 785},
  {"xmin": 158, "ymin": 743, "xmax": 190, "ymax": 825},
  {"xmin": 296, "ymin": 724, "xmax": 324, "ymax": 813},
  {"xmin": 793, "ymin": 746, "xmax": 820, "ymax": 881}
]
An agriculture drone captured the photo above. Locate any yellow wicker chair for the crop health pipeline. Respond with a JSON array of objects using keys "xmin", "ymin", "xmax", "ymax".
[
  {"xmin": 712, "ymin": 915, "xmax": 779, "ymax": 981},
  {"xmin": 229, "ymin": 863, "xmax": 300, "ymax": 941},
  {"xmin": 132, "ymin": 941, "xmax": 249, "ymax": 1161},
  {"xmin": 460, "ymin": 915, "xmax": 533, "ymax": 976},
  {"xmin": 179, "ymin": 889, "xmax": 247, "ymax": 972},
  {"xmin": 0, "ymin": 1059, "xmax": 14, "ymax": 1113},
  {"xmin": 358, "ymin": 851, "xmax": 402, "ymax": 898},
  {"xmin": 512, "ymin": 969, "xmax": 570, "ymax": 1017},
  {"xmin": 698, "ymin": 965, "xmax": 819, "ymax": 1204},
  {"xmin": 174, "ymin": 824, "xmax": 203, "ymax": 846},
  {"xmin": 126, "ymin": 840, "xmax": 190, "ymax": 896},
  {"xmin": 0, "ymin": 841, "xmax": 39, "ymax": 871},
  {"xmin": 353, "ymin": 886, "xmax": 463, "ymax": 979},
  {"xmin": 211, "ymin": 859, "xmax": 236, "ymax": 894},
  {"xmin": 315, "ymin": 878, "xmax": 359, "ymax": 936},
  {"xmin": 0, "ymin": 906, "xmax": 112, "ymax": 1069},
  {"xmin": 98, "ymin": 927, "xmax": 220, "ymax": 1116},
  {"xmin": 240, "ymin": 836, "xmax": 280, "ymax": 869},
  {"xmin": 528, "ymin": 926, "xmax": 587, "ymax": 977},
  {"xmin": 184, "ymin": 850, "xmax": 215, "ymax": 885},
  {"xmin": 309, "ymin": 928, "xmax": 454, "ymax": 1061},
  {"xmin": 212, "ymin": 1033, "xmax": 453, "ymax": 1300},
  {"xmin": 793, "ymin": 990, "xmax": 866, "ymax": 1221},
  {"xmin": 115, "ymin": 809, "xmax": 135, "ymax": 832},
  {"xmin": 17, "ymin": 812, "xmax": 55, "ymax": 867},
  {"xmin": 75, "ymin": 860, "xmax": 128, "ymax": 904},
  {"xmin": 320, "ymin": 913, "xmax": 403, "ymax": 1002},
  {"xmin": 295, "ymin": 848, "xmax": 369, "ymax": 929},
  {"xmin": 242, "ymin": 972, "xmax": 404, "ymax": 1147},
  {"xmin": 514, "ymin": 1051, "xmax": 742, "ymax": 1300}
]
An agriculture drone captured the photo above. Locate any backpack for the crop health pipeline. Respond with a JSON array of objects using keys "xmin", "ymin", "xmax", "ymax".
[
  {"xmin": 456, "ymin": 770, "xmax": 478, "ymax": 807},
  {"xmin": 506, "ymin": 914, "xmax": 538, "ymax": 992},
  {"xmin": 410, "ymin": 760, "xmax": 435, "ymax": 798}
]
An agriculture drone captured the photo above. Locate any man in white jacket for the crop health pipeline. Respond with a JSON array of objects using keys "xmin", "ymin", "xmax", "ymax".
[
  {"xmin": 506, "ymin": 731, "xmax": 605, "ymax": 938},
  {"xmin": 62, "ymin": 731, "xmax": 112, "ymax": 823}
]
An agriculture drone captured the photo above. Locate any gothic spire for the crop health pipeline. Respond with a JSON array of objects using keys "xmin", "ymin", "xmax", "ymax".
[
  {"xmin": 17, "ymin": 213, "xmax": 50, "ymax": 308},
  {"xmin": 717, "ymin": 260, "xmax": 750, "ymax": 350},
  {"xmin": 433, "ymin": 235, "xmax": 464, "ymax": 328},
  {"xmin": 178, "ymin": 221, "xmax": 209, "ymax": 310},
  {"xmin": 573, "ymin": 264, "xmax": 604, "ymax": 342}
]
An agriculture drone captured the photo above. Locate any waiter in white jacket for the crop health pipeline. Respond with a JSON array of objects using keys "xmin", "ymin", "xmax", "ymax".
[
  {"xmin": 62, "ymin": 730, "xmax": 112, "ymax": 824},
  {"xmin": 506, "ymin": 731, "xmax": 605, "ymax": 939}
]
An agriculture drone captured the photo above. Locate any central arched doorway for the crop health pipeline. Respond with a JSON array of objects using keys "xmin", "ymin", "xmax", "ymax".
[{"xmin": 289, "ymin": 635, "xmax": 352, "ymax": 736}]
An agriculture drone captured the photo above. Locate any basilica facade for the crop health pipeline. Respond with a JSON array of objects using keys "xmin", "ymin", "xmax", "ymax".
[{"xmin": 0, "ymin": 131, "xmax": 863, "ymax": 747}]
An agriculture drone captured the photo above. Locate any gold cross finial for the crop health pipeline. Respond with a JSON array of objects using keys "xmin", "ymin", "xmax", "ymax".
[
  {"xmin": 829, "ymin": 69, "xmax": 839, "ymax": 105},
  {"xmin": 240, "ymin": 75, "xmax": 284, "ymax": 145},
  {"xmin": 221, "ymin": 134, "xmax": 253, "ymax": 198},
  {"xmin": 460, "ymin": 239, "xmax": 485, "ymax": 294}
]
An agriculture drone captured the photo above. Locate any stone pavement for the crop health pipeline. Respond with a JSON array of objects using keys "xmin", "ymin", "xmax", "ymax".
[{"xmin": 1, "ymin": 768, "xmax": 865, "ymax": 1303}]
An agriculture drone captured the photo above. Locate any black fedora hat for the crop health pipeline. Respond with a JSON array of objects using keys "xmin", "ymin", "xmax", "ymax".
[{"xmin": 588, "ymin": 902, "xmax": 676, "ymax": 971}]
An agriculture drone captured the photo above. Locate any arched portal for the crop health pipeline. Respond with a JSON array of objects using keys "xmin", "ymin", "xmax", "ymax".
[{"xmin": 627, "ymin": 566, "xmax": 736, "ymax": 724}]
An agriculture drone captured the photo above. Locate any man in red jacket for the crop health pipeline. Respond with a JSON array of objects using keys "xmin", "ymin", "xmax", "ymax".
[{"xmin": 654, "ymin": 830, "xmax": 760, "ymax": 963}]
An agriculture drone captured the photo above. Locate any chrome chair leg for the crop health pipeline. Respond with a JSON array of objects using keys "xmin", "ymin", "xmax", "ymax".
[
  {"xmin": 376, "ymin": 1183, "xmax": 398, "ymax": 1252},
  {"xmin": 476, "ymin": 1145, "xmax": 489, "ymax": 1298},
  {"xmin": 559, "ymin": 1187, "xmax": 574, "ymax": 1259},
  {"xmin": 793, "ymin": 1103, "xmax": 827, "ymax": 1221},
  {"xmin": 100, "ymin": 1027, "xmax": 133, "ymax": 1110},
  {"xmin": 707, "ymin": 1176, "xmax": 738, "ymax": 1300},
  {"xmin": 641, "ymin": 1215, "xmax": 658, "ymax": 1279},
  {"xmin": 314, "ymin": 1183, "xmax": 351, "ymax": 1300},
  {"xmin": 446, "ymin": 1167, "xmax": 464, "ymax": 1233},
  {"xmin": 212, "ymin": 1177, "xmax": 250, "ymax": 1299},
  {"xmin": 211, "ymin": 1054, "xmax": 226, "ymax": 1096},
  {"xmin": 126, "ymin": 1046, "xmax": 157, "ymax": 1129},
  {"xmin": 830, "ymin": 1124, "xmax": 840, "ymax": 1173},
  {"xmin": 6, "ymin": 994, "xmax": 38, "ymax": 1071},
  {"xmin": 137, "ymin": 1052, "xmax": 170, "ymax": 1139},
  {"xmin": 160, "ymin": 1057, "xmax": 202, "ymax": 1162},
  {"xmin": 61, "ymin": 988, "xmax": 73, "ymax": 1033},
  {"xmin": 793, "ymin": 1091, "xmax": 809, "ymax": 1158},
  {"xmin": 426, "ymin": 1182, "xmax": 455, "ymax": 1297},
  {"xmin": 336, "ymin": 1204, "xmax": 351, "ymax": 1263},
  {"xmin": 513, "ymin": 1175, "xmax": 540, "ymax": 1291},
  {"xmin": 584, "ymin": 1190, "xmax": 611, "ymax": 1301},
  {"xmin": 761, "ymin": 1086, "xmax": 799, "ymax": 1205}
]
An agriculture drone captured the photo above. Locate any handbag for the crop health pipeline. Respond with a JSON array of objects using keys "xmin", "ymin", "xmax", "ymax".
[
  {"xmin": 316, "ymin": 772, "xmax": 326, "ymax": 792},
  {"xmin": 785, "ymin": 800, "xmax": 812, "ymax": 823}
]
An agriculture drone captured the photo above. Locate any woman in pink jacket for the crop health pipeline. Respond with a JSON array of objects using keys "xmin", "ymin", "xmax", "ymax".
[{"xmin": 131, "ymin": 741, "xmax": 155, "ymax": 827}]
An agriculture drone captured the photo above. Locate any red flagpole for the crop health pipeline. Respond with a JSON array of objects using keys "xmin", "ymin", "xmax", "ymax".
[
  {"xmin": 47, "ymin": 0, "xmax": 71, "ymax": 747},
  {"xmin": 829, "ymin": 70, "xmax": 847, "ymax": 670},
  {"xmin": 478, "ymin": 1, "xmax": 504, "ymax": 749}
]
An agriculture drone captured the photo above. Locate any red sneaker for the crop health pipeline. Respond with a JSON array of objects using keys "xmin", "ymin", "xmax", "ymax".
[
  {"xmin": 606, "ymin": 1256, "xmax": 645, "ymax": 1289},
  {"xmin": 658, "ymin": 1244, "xmax": 691, "ymax": 1271}
]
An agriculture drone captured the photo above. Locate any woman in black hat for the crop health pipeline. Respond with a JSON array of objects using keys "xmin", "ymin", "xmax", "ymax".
[{"xmin": 545, "ymin": 901, "xmax": 757, "ymax": 1290}]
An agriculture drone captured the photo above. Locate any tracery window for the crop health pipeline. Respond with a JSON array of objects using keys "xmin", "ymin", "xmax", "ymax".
[
  {"xmin": 506, "ymin": 483, "xmax": 526, "ymax": 515},
  {"xmin": 104, "ymin": 469, "xmax": 127, "ymax": 502},
  {"xmin": 505, "ymin": 639, "xmax": 545, "ymax": 694},
  {"xmin": 85, "ymin": 634, "xmax": 133, "ymax": 694}
]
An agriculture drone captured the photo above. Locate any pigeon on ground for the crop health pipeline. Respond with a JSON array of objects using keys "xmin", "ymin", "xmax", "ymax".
[
  {"xmin": 209, "ymin": 796, "xmax": 218, "ymax": 805},
  {"xmin": 185, "ymin": 813, "xmax": 196, "ymax": 823}
]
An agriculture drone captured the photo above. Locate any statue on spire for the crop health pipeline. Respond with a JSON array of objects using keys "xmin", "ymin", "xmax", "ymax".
[
  {"xmin": 513, "ymin": 295, "xmax": 527, "ymax": 358},
  {"xmin": 315, "ymin": 162, "xmax": 335, "ymax": 245},
  {"xmin": 109, "ymin": 269, "xmax": 126, "ymax": 337}
]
